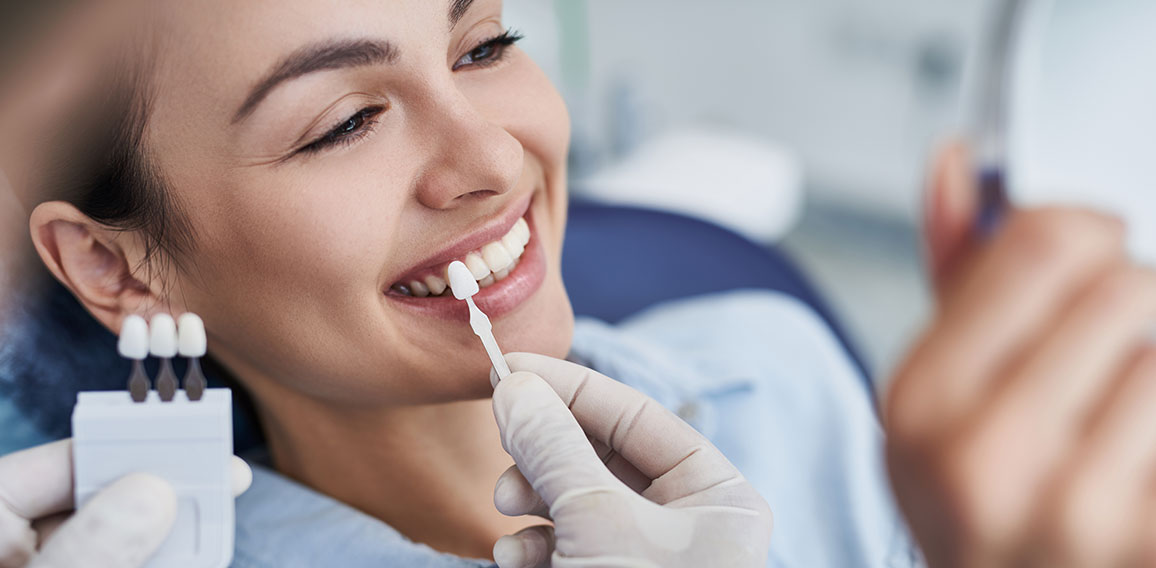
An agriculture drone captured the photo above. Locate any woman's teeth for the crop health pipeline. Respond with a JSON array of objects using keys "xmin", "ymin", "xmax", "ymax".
[{"xmin": 391, "ymin": 217, "xmax": 531, "ymax": 298}]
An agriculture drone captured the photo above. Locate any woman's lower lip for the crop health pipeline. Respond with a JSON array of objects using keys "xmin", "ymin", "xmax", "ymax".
[{"xmin": 383, "ymin": 228, "xmax": 547, "ymax": 322}]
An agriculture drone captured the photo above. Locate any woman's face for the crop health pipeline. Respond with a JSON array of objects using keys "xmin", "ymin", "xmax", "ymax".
[{"xmin": 146, "ymin": 0, "xmax": 573, "ymax": 406}]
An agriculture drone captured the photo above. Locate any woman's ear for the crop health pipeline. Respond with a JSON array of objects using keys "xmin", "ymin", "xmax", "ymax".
[
  {"xmin": 28, "ymin": 201, "xmax": 168, "ymax": 333},
  {"xmin": 922, "ymin": 141, "xmax": 979, "ymax": 298}
]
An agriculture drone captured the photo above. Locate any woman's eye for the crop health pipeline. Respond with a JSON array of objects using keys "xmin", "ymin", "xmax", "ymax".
[
  {"xmin": 453, "ymin": 29, "xmax": 523, "ymax": 71},
  {"xmin": 298, "ymin": 106, "xmax": 385, "ymax": 155}
]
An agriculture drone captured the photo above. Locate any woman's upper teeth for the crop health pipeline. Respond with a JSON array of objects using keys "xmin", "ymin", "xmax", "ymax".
[{"xmin": 395, "ymin": 217, "xmax": 530, "ymax": 297}]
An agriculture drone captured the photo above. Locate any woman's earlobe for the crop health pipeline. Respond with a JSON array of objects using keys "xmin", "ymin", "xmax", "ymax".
[{"xmin": 28, "ymin": 201, "xmax": 158, "ymax": 331}]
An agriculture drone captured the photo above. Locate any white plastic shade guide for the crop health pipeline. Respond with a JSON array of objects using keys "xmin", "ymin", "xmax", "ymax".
[
  {"xmin": 72, "ymin": 389, "xmax": 235, "ymax": 568},
  {"xmin": 178, "ymin": 313, "xmax": 207, "ymax": 358},
  {"xmin": 118, "ymin": 315, "xmax": 149, "ymax": 360},
  {"xmin": 149, "ymin": 314, "xmax": 178, "ymax": 358}
]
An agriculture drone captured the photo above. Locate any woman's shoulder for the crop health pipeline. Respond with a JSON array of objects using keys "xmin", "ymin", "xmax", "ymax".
[
  {"xmin": 572, "ymin": 290, "xmax": 922, "ymax": 567},
  {"xmin": 572, "ymin": 289, "xmax": 873, "ymax": 407}
]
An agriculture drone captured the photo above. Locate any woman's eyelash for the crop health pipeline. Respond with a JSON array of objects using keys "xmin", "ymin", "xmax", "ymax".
[
  {"xmin": 294, "ymin": 30, "xmax": 524, "ymax": 157},
  {"xmin": 453, "ymin": 29, "xmax": 524, "ymax": 71},
  {"xmin": 298, "ymin": 105, "xmax": 386, "ymax": 155}
]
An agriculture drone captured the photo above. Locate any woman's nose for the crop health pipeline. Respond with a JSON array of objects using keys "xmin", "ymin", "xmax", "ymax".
[{"xmin": 413, "ymin": 92, "xmax": 524, "ymax": 210}]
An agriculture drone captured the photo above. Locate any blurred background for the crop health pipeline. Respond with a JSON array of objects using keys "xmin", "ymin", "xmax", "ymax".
[
  {"xmin": 506, "ymin": 0, "xmax": 1156, "ymax": 381},
  {"xmin": 506, "ymin": 0, "xmax": 997, "ymax": 379}
]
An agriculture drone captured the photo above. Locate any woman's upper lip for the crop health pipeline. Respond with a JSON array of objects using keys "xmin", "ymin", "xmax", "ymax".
[{"xmin": 387, "ymin": 194, "xmax": 533, "ymax": 286}]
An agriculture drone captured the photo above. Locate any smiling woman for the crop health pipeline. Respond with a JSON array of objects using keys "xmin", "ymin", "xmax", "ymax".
[
  {"xmin": 10, "ymin": 0, "xmax": 924, "ymax": 566},
  {"xmin": 27, "ymin": 0, "xmax": 573, "ymax": 560}
]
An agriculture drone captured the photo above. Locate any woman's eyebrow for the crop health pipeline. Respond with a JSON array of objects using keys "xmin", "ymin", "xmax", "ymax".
[
  {"xmin": 231, "ymin": 39, "xmax": 399, "ymax": 124},
  {"xmin": 449, "ymin": 0, "xmax": 476, "ymax": 28}
]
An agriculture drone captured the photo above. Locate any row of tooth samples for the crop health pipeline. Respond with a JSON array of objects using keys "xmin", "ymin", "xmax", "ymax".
[
  {"xmin": 118, "ymin": 313, "xmax": 208, "ymax": 402},
  {"xmin": 395, "ymin": 217, "xmax": 530, "ymax": 298}
]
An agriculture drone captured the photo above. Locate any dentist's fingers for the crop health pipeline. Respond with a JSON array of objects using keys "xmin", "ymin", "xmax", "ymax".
[
  {"xmin": 495, "ymin": 441, "xmax": 652, "ymax": 519},
  {"xmin": 887, "ymin": 209, "xmax": 1126, "ymax": 439},
  {"xmin": 492, "ymin": 371, "xmax": 624, "ymax": 507},
  {"xmin": 502, "ymin": 353, "xmax": 741, "ymax": 504},
  {"xmin": 0, "ymin": 440, "xmax": 72, "ymax": 567},
  {"xmin": 493, "ymin": 525, "xmax": 555, "ymax": 568},
  {"xmin": 31, "ymin": 473, "xmax": 176, "ymax": 568},
  {"xmin": 0, "ymin": 440, "xmax": 74, "ymax": 521},
  {"xmin": 0, "ymin": 513, "xmax": 34, "ymax": 568},
  {"xmin": 231, "ymin": 456, "xmax": 253, "ymax": 497},
  {"xmin": 494, "ymin": 465, "xmax": 549, "ymax": 519}
]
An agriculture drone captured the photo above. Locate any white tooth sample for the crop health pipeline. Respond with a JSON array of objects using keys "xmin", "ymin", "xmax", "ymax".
[
  {"xmin": 464, "ymin": 252, "xmax": 491, "ymax": 280},
  {"xmin": 478, "ymin": 275, "xmax": 495, "ymax": 287},
  {"xmin": 501, "ymin": 233, "xmax": 524, "ymax": 258},
  {"xmin": 118, "ymin": 315, "xmax": 149, "ymax": 360},
  {"xmin": 493, "ymin": 267, "xmax": 510, "ymax": 281},
  {"xmin": 149, "ymin": 313, "xmax": 178, "ymax": 358},
  {"xmin": 424, "ymin": 274, "xmax": 447, "ymax": 296},
  {"xmin": 447, "ymin": 261, "xmax": 479, "ymax": 299},
  {"xmin": 409, "ymin": 280, "xmax": 430, "ymax": 297},
  {"xmin": 481, "ymin": 242, "xmax": 513, "ymax": 273},
  {"xmin": 513, "ymin": 217, "xmax": 530, "ymax": 243},
  {"xmin": 177, "ymin": 313, "xmax": 207, "ymax": 357}
]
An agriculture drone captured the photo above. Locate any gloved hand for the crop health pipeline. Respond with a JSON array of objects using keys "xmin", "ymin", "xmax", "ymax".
[
  {"xmin": 0, "ymin": 439, "xmax": 252, "ymax": 568},
  {"xmin": 489, "ymin": 352, "xmax": 773, "ymax": 568}
]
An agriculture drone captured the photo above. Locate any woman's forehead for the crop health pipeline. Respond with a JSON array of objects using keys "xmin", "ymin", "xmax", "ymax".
[
  {"xmin": 147, "ymin": 0, "xmax": 498, "ymax": 136},
  {"xmin": 153, "ymin": 1, "xmax": 486, "ymax": 89}
]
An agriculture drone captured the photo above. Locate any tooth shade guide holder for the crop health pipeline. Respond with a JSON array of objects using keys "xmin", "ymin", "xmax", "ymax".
[
  {"xmin": 446, "ymin": 260, "xmax": 511, "ymax": 382},
  {"xmin": 72, "ymin": 388, "xmax": 236, "ymax": 567},
  {"xmin": 466, "ymin": 296, "xmax": 512, "ymax": 381},
  {"xmin": 155, "ymin": 359, "xmax": 179, "ymax": 402},
  {"xmin": 184, "ymin": 359, "xmax": 207, "ymax": 401},
  {"xmin": 129, "ymin": 360, "xmax": 150, "ymax": 402}
]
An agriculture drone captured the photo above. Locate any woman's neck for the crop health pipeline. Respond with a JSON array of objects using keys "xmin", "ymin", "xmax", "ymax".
[{"xmin": 258, "ymin": 393, "xmax": 537, "ymax": 559}]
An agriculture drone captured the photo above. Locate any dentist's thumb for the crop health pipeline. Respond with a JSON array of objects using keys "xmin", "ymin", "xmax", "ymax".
[
  {"xmin": 492, "ymin": 371, "xmax": 627, "ymax": 508},
  {"xmin": 490, "ymin": 371, "xmax": 636, "ymax": 568}
]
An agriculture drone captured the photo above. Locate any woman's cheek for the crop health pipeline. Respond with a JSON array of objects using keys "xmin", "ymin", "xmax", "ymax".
[{"xmin": 467, "ymin": 56, "xmax": 570, "ymax": 173}]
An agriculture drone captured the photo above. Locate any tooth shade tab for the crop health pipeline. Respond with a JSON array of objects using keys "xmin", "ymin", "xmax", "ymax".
[
  {"xmin": 118, "ymin": 315, "xmax": 149, "ymax": 360},
  {"xmin": 177, "ymin": 313, "xmax": 207, "ymax": 357},
  {"xmin": 149, "ymin": 313, "xmax": 178, "ymax": 358},
  {"xmin": 448, "ymin": 261, "xmax": 479, "ymax": 300}
]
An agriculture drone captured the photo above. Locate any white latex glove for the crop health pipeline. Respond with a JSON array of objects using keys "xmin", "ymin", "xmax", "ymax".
[
  {"xmin": 0, "ymin": 439, "xmax": 252, "ymax": 568},
  {"xmin": 490, "ymin": 352, "xmax": 773, "ymax": 568}
]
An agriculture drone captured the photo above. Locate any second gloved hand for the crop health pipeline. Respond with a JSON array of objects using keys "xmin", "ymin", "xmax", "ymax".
[
  {"xmin": 0, "ymin": 439, "xmax": 252, "ymax": 568},
  {"xmin": 489, "ymin": 352, "xmax": 773, "ymax": 568}
]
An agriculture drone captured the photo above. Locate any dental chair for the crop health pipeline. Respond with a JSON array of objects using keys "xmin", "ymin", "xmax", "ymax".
[{"xmin": 0, "ymin": 202, "xmax": 869, "ymax": 454}]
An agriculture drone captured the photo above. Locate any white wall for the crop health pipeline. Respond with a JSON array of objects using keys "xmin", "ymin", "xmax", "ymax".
[{"xmin": 547, "ymin": 0, "xmax": 990, "ymax": 221}]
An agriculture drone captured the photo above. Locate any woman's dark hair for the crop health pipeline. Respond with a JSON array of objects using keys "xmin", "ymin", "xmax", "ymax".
[
  {"xmin": 0, "ymin": 48, "xmax": 262, "ymax": 450},
  {"xmin": 64, "ymin": 53, "xmax": 195, "ymax": 273}
]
